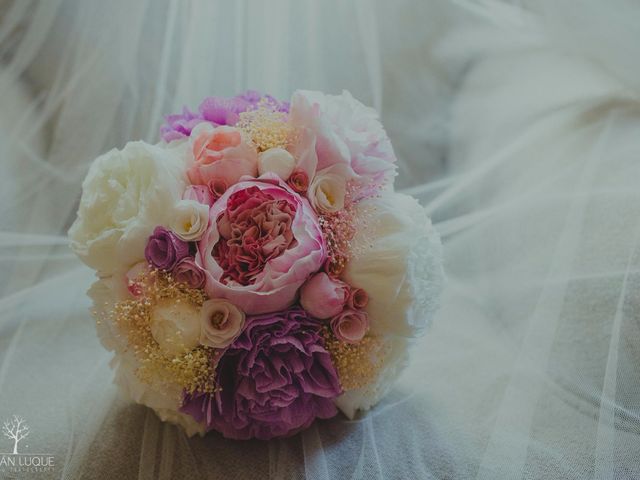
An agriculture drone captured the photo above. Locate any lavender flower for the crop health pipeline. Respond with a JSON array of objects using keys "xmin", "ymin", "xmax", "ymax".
[{"xmin": 160, "ymin": 91, "xmax": 289, "ymax": 142}]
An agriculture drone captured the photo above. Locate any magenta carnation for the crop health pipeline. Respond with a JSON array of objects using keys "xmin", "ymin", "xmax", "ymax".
[
  {"xmin": 160, "ymin": 91, "xmax": 289, "ymax": 142},
  {"xmin": 181, "ymin": 307, "xmax": 342, "ymax": 440}
]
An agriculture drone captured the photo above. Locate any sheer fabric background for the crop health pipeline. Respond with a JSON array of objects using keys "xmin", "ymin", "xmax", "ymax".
[{"xmin": 0, "ymin": 0, "xmax": 639, "ymax": 478}]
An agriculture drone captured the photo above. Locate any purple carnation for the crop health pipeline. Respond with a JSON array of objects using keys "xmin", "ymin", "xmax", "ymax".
[
  {"xmin": 160, "ymin": 90, "xmax": 290, "ymax": 142},
  {"xmin": 181, "ymin": 307, "xmax": 342, "ymax": 440},
  {"xmin": 144, "ymin": 226, "xmax": 190, "ymax": 271}
]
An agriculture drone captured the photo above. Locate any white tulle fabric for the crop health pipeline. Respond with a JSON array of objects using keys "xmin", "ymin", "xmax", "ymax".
[{"xmin": 0, "ymin": 0, "xmax": 639, "ymax": 478}]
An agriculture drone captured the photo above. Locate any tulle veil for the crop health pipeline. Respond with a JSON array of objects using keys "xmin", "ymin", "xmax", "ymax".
[{"xmin": 0, "ymin": 0, "xmax": 639, "ymax": 478}]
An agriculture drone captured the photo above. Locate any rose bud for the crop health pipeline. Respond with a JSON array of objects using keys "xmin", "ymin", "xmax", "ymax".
[
  {"xmin": 287, "ymin": 169, "xmax": 309, "ymax": 194},
  {"xmin": 347, "ymin": 287, "xmax": 369, "ymax": 310},
  {"xmin": 258, "ymin": 147, "xmax": 296, "ymax": 180},
  {"xmin": 300, "ymin": 272, "xmax": 349, "ymax": 319},
  {"xmin": 330, "ymin": 309, "xmax": 369, "ymax": 344}
]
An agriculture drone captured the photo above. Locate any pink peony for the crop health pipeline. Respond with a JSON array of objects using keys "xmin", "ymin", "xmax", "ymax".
[
  {"xmin": 289, "ymin": 90, "xmax": 397, "ymax": 198},
  {"xmin": 300, "ymin": 272, "xmax": 348, "ymax": 319},
  {"xmin": 187, "ymin": 123, "xmax": 258, "ymax": 190},
  {"xmin": 197, "ymin": 175, "xmax": 325, "ymax": 314},
  {"xmin": 330, "ymin": 308, "xmax": 369, "ymax": 344}
]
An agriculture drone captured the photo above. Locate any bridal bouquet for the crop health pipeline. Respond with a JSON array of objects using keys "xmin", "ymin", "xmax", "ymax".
[{"xmin": 69, "ymin": 90, "xmax": 444, "ymax": 439}]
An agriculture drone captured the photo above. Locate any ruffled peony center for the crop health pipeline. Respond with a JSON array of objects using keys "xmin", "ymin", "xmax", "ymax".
[{"xmin": 212, "ymin": 186, "xmax": 297, "ymax": 285}]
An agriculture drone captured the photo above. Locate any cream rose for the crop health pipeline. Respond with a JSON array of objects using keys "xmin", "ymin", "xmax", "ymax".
[
  {"xmin": 307, "ymin": 165, "xmax": 350, "ymax": 214},
  {"xmin": 343, "ymin": 192, "xmax": 444, "ymax": 337},
  {"xmin": 199, "ymin": 299, "xmax": 245, "ymax": 348},
  {"xmin": 68, "ymin": 141, "xmax": 185, "ymax": 275},
  {"xmin": 150, "ymin": 299, "xmax": 201, "ymax": 355},
  {"xmin": 258, "ymin": 147, "xmax": 296, "ymax": 180},
  {"xmin": 170, "ymin": 199, "xmax": 209, "ymax": 241}
]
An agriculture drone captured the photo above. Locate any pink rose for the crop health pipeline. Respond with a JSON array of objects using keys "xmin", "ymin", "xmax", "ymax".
[
  {"xmin": 287, "ymin": 169, "xmax": 309, "ymax": 194},
  {"xmin": 347, "ymin": 287, "xmax": 369, "ymax": 310},
  {"xmin": 173, "ymin": 257, "xmax": 206, "ymax": 289},
  {"xmin": 330, "ymin": 309, "xmax": 369, "ymax": 344},
  {"xmin": 187, "ymin": 123, "xmax": 258, "ymax": 189},
  {"xmin": 300, "ymin": 272, "xmax": 348, "ymax": 319},
  {"xmin": 197, "ymin": 174, "xmax": 326, "ymax": 314}
]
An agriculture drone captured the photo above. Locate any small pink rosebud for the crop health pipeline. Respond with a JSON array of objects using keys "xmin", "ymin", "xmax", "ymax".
[
  {"xmin": 287, "ymin": 169, "xmax": 309, "ymax": 194},
  {"xmin": 347, "ymin": 287, "xmax": 369, "ymax": 310},
  {"xmin": 300, "ymin": 272, "xmax": 349, "ymax": 319},
  {"xmin": 330, "ymin": 309, "xmax": 369, "ymax": 344}
]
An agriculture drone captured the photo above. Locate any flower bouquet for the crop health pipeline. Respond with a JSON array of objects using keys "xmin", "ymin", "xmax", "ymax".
[{"xmin": 69, "ymin": 90, "xmax": 444, "ymax": 439}]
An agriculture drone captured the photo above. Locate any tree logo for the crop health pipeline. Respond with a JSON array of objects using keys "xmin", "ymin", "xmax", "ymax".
[
  {"xmin": 0, "ymin": 415, "xmax": 55, "ymax": 474},
  {"xmin": 2, "ymin": 416, "xmax": 30, "ymax": 455}
]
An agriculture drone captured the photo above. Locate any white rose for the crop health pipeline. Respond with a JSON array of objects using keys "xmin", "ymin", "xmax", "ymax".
[
  {"xmin": 343, "ymin": 192, "xmax": 444, "ymax": 337},
  {"xmin": 258, "ymin": 147, "xmax": 296, "ymax": 180},
  {"xmin": 150, "ymin": 299, "xmax": 201, "ymax": 355},
  {"xmin": 170, "ymin": 199, "xmax": 209, "ymax": 241},
  {"xmin": 68, "ymin": 141, "xmax": 185, "ymax": 275},
  {"xmin": 199, "ymin": 299, "xmax": 245, "ymax": 348},
  {"xmin": 308, "ymin": 164, "xmax": 350, "ymax": 214}
]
